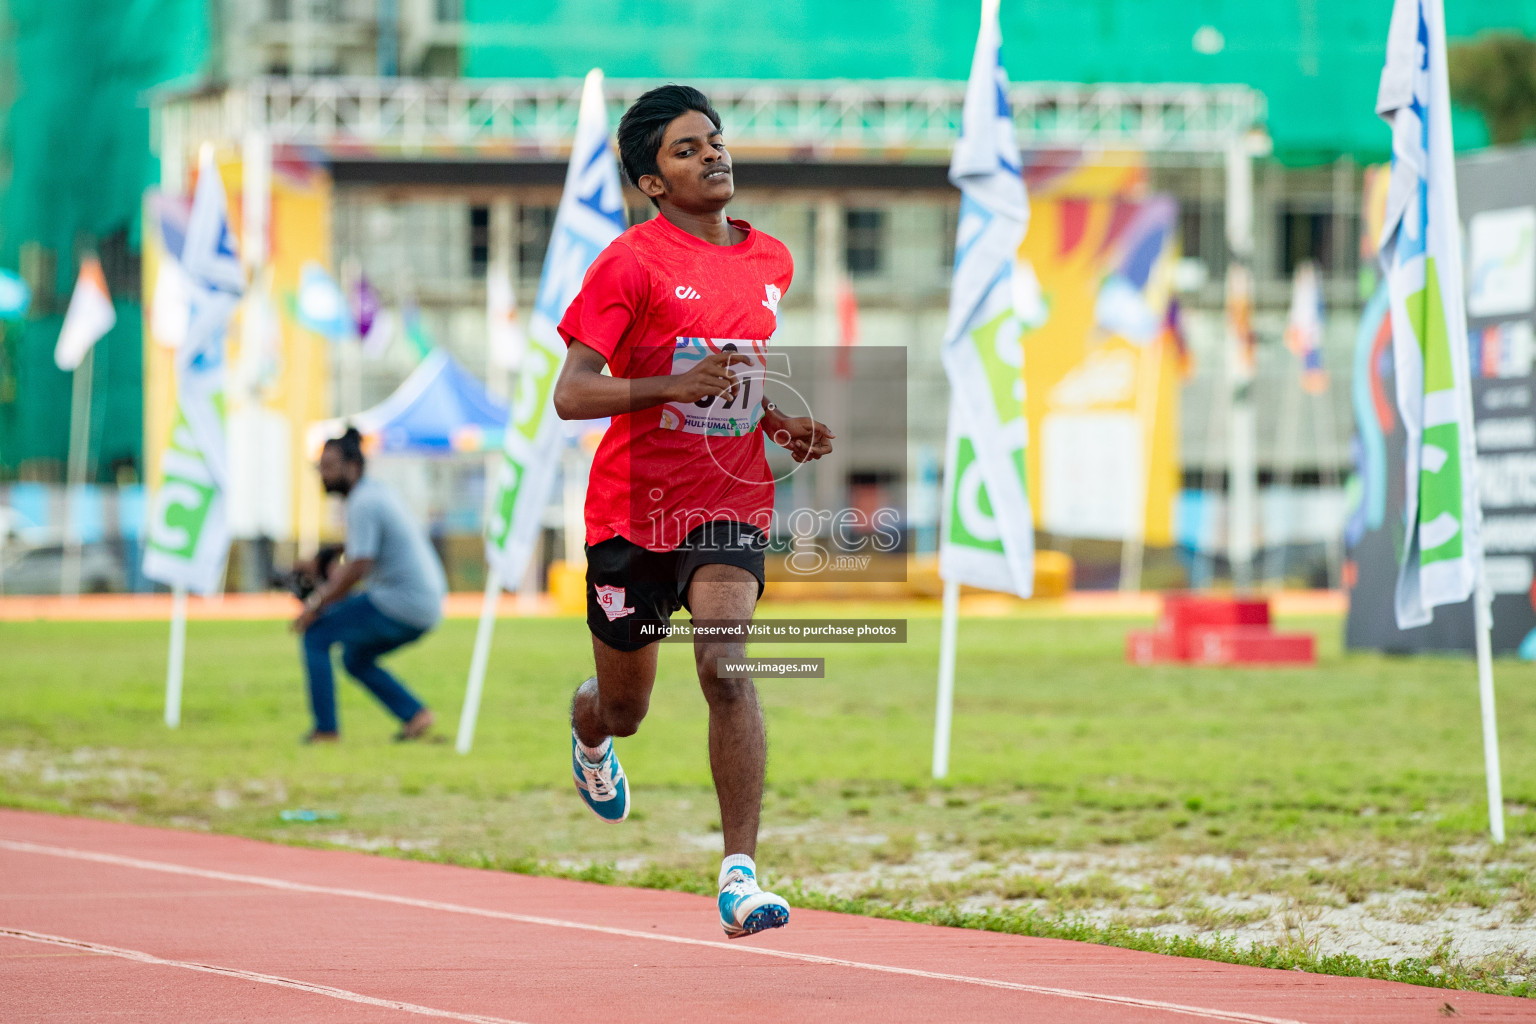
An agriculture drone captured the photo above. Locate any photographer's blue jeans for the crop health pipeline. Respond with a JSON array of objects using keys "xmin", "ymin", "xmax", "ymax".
[{"xmin": 303, "ymin": 594, "xmax": 427, "ymax": 733}]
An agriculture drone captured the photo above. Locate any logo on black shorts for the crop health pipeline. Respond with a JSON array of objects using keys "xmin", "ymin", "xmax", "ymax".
[{"xmin": 595, "ymin": 585, "xmax": 636, "ymax": 622}]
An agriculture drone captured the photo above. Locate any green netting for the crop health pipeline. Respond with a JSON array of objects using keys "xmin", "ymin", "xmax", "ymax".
[
  {"xmin": 463, "ymin": 0, "xmax": 1536, "ymax": 164},
  {"xmin": 0, "ymin": 0, "xmax": 207, "ymax": 481},
  {"xmin": 0, "ymin": 309, "xmax": 144, "ymax": 477}
]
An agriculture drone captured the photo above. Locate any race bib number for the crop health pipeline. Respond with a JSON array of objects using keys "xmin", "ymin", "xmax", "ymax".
[{"xmin": 660, "ymin": 337, "xmax": 767, "ymax": 437}]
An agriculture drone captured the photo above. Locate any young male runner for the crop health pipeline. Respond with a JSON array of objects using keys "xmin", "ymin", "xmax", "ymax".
[{"xmin": 552, "ymin": 84, "xmax": 833, "ymax": 937}]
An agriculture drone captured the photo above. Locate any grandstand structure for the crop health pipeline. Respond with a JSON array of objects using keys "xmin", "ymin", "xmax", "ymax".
[{"xmin": 160, "ymin": 76, "xmax": 1265, "ymax": 160}]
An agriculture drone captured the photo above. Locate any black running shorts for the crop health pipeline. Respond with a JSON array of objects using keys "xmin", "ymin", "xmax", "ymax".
[{"xmin": 585, "ymin": 520, "xmax": 767, "ymax": 652}]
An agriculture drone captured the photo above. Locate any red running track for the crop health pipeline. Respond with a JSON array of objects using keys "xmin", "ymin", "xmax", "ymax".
[{"xmin": 0, "ymin": 809, "xmax": 1528, "ymax": 1023}]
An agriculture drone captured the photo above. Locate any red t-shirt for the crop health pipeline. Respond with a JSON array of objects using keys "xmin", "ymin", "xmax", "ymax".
[{"xmin": 558, "ymin": 214, "xmax": 793, "ymax": 552}]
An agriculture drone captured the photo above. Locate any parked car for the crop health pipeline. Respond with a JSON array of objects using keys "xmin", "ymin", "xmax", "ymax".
[
  {"xmin": 0, "ymin": 542, "xmax": 128, "ymax": 594},
  {"xmin": 0, "ymin": 506, "xmax": 58, "ymax": 548}
]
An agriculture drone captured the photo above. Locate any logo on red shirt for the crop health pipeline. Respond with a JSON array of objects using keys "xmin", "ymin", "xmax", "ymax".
[{"xmin": 594, "ymin": 585, "xmax": 636, "ymax": 621}]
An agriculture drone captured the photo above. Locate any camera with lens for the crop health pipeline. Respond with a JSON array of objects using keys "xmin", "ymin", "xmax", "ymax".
[{"xmin": 272, "ymin": 544, "xmax": 344, "ymax": 601}]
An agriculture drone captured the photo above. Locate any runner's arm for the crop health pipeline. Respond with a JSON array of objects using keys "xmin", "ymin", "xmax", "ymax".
[{"xmin": 553, "ymin": 340, "xmax": 748, "ymax": 420}]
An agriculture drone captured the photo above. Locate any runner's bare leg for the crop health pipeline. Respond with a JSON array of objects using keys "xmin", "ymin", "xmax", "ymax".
[
  {"xmin": 573, "ymin": 640, "xmax": 659, "ymax": 745},
  {"xmin": 687, "ymin": 563, "xmax": 765, "ymax": 858}
]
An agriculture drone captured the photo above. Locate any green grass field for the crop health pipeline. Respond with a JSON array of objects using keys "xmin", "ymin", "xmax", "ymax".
[{"xmin": 1, "ymin": 605, "xmax": 1533, "ymax": 997}]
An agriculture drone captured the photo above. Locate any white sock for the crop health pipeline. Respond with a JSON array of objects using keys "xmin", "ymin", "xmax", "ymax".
[
  {"xmin": 719, "ymin": 853, "xmax": 757, "ymax": 890},
  {"xmin": 573, "ymin": 729, "xmax": 611, "ymax": 763}
]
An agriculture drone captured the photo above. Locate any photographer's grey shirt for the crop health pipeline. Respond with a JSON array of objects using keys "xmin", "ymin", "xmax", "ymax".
[{"xmin": 345, "ymin": 475, "xmax": 447, "ymax": 630}]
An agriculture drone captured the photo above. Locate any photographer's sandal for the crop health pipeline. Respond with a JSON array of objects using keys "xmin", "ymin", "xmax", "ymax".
[{"xmin": 394, "ymin": 709, "xmax": 435, "ymax": 741}]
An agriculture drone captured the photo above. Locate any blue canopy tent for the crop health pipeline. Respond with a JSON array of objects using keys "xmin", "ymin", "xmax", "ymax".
[{"xmin": 307, "ymin": 349, "xmax": 509, "ymax": 457}]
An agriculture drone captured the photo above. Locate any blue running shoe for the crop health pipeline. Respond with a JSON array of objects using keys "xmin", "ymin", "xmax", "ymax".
[
  {"xmin": 718, "ymin": 865, "xmax": 790, "ymax": 938},
  {"xmin": 571, "ymin": 727, "xmax": 629, "ymax": 824}
]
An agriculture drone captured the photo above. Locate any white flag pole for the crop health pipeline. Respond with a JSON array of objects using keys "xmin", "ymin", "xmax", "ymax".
[
  {"xmin": 1471, "ymin": 576, "xmax": 1505, "ymax": 843},
  {"xmin": 1224, "ymin": 138, "xmax": 1257, "ymax": 591},
  {"xmin": 1118, "ymin": 333, "xmax": 1162, "ymax": 592},
  {"xmin": 932, "ymin": 0, "xmax": 1031, "ymax": 780},
  {"xmin": 164, "ymin": 584, "xmax": 187, "ymax": 728},
  {"xmin": 932, "ymin": 577, "xmax": 961, "ymax": 779},
  {"xmin": 456, "ymin": 563, "xmax": 502, "ymax": 754},
  {"xmin": 1313, "ymin": 384, "xmax": 1344, "ymax": 590},
  {"xmin": 1422, "ymin": 0, "xmax": 1504, "ymax": 844},
  {"xmin": 61, "ymin": 347, "xmax": 95, "ymax": 598},
  {"xmin": 461, "ymin": 247, "xmax": 514, "ymax": 757},
  {"xmin": 1265, "ymin": 363, "xmax": 1303, "ymax": 588},
  {"xmin": 470, "ymin": 66, "xmax": 622, "ymax": 745},
  {"xmin": 1458, "ymin": 324, "xmax": 1505, "ymax": 844},
  {"xmin": 1452, "ymin": 175, "xmax": 1504, "ymax": 844}
]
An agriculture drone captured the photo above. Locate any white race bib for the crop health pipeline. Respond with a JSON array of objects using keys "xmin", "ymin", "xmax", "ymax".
[{"xmin": 659, "ymin": 337, "xmax": 768, "ymax": 437}]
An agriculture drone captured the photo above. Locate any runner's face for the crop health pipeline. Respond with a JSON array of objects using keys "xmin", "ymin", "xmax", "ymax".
[{"xmin": 646, "ymin": 110, "xmax": 732, "ymax": 211}]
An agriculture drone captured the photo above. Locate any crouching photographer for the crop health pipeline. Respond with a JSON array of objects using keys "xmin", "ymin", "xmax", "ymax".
[{"xmin": 292, "ymin": 427, "xmax": 447, "ymax": 744}]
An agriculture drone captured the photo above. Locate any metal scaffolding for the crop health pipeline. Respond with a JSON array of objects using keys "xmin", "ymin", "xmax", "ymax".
[{"xmin": 155, "ymin": 77, "xmax": 1265, "ymax": 165}]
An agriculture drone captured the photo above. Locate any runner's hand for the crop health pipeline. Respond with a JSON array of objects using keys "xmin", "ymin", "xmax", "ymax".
[
  {"xmin": 765, "ymin": 414, "xmax": 835, "ymax": 462},
  {"xmin": 668, "ymin": 351, "xmax": 750, "ymax": 404}
]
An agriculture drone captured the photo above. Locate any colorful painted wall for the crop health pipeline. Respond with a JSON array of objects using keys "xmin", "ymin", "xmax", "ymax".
[{"xmin": 1018, "ymin": 159, "xmax": 1181, "ymax": 546}]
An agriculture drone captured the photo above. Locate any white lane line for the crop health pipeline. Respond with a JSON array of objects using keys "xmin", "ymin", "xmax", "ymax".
[
  {"xmin": 0, "ymin": 926, "xmax": 528, "ymax": 1024},
  {"xmin": 0, "ymin": 838, "xmax": 1306, "ymax": 1024}
]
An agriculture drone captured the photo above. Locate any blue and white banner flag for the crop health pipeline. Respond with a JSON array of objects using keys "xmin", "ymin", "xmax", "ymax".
[
  {"xmin": 144, "ymin": 148, "xmax": 245, "ymax": 595},
  {"xmin": 485, "ymin": 69, "xmax": 626, "ymax": 585},
  {"xmin": 1377, "ymin": 0, "xmax": 1481, "ymax": 628},
  {"xmin": 296, "ymin": 262, "xmax": 352, "ymax": 342},
  {"xmin": 939, "ymin": 0, "xmax": 1035, "ymax": 598}
]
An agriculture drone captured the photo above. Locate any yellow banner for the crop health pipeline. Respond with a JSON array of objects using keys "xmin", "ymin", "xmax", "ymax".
[{"xmin": 1020, "ymin": 160, "xmax": 1180, "ymax": 546}]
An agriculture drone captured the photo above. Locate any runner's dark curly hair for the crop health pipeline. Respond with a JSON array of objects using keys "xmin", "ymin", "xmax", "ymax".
[{"xmin": 616, "ymin": 84, "xmax": 722, "ymax": 206}]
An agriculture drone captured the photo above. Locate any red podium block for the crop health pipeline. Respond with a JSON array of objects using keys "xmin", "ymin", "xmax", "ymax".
[
  {"xmin": 1126, "ymin": 630, "xmax": 1180, "ymax": 665},
  {"xmin": 1186, "ymin": 625, "xmax": 1316, "ymax": 665},
  {"xmin": 1161, "ymin": 594, "xmax": 1270, "ymax": 631},
  {"xmin": 1127, "ymin": 595, "xmax": 1317, "ymax": 667}
]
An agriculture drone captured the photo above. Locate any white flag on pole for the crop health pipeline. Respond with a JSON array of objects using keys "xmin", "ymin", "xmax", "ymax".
[
  {"xmin": 150, "ymin": 259, "xmax": 192, "ymax": 351},
  {"xmin": 485, "ymin": 69, "xmax": 626, "ymax": 586},
  {"xmin": 1377, "ymin": 0, "xmax": 1506, "ymax": 845},
  {"xmin": 143, "ymin": 148, "xmax": 244, "ymax": 595},
  {"xmin": 488, "ymin": 263, "xmax": 529, "ymax": 371},
  {"xmin": 939, "ymin": 0, "xmax": 1034, "ymax": 599},
  {"xmin": 55, "ymin": 256, "xmax": 115, "ymax": 371},
  {"xmin": 1377, "ymin": 0, "xmax": 1481, "ymax": 629}
]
